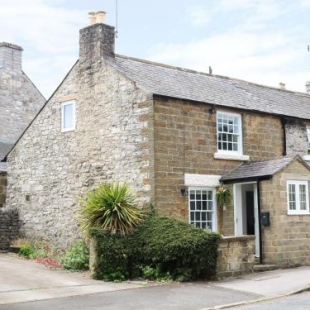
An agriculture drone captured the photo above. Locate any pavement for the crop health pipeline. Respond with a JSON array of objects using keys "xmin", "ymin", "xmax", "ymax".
[{"xmin": 0, "ymin": 253, "xmax": 310, "ymax": 309}]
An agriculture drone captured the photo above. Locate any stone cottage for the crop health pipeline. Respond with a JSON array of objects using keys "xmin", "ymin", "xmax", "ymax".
[
  {"xmin": 0, "ymin": 42, "xmax": 45, "ymax": 208},
  {"xmin": 5, "ymin": 12, "xmax": 310, "ymax": 267}
]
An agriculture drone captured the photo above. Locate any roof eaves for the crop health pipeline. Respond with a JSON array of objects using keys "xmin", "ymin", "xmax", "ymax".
[{"xmin": 221, "ymin": 175, "xmax": 273, "ymax": 184}]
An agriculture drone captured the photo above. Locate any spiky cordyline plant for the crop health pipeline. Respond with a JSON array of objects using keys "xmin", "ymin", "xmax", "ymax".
[{"xmin": 80, "ymin": 182, "xmax": 144, "ymax": 236}]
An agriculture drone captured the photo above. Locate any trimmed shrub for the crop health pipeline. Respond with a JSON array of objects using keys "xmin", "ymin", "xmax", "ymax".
[{"xmin": 90, "ymin": 214, "xmax": 221, "ymax": 281}]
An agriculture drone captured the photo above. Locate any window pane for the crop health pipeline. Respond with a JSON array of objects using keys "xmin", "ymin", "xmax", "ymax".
[
  {"xmin": 190, "ymin": 201, "xmax": 195, "ymax": 210},
  {"xmin": 288, "ymin": 184, "xmax": 296, "ymax": 210},
  {"xmin": 196, "ymin": 201, "xmax": 201, "ymax": 210},
  {"xmin": 190, "ymin": 213, "xmax": 194, "ymax": 222},
  {"xmin": 196, "ymin": 191, "xmax": 201, "ymax": 200},
  {"xmin": 202, "ymin": 201, "xmax": 207, "ymax": 210},
  {"xmin": 299, "ymin": 185, "xmax": 307, "ymax": 210},
  {"xmin": 190, "ymin": 191, "xmax": 195, "ymax": 200},
  {"xmin": 63, "ymin": 103, "xmax": 74, "ymax": 129},
  {"xmin": 202, "ymin": 213, "xmax": 206, "ymax": 221},
  {"xmin": 202, "ymin": 191, "xmax": 207, "ymax": 200},
  {"xmin": 189, "ymin": 189, "xmax": 214, "ymax": 231},
  {"xmin": 217, "ymin": 113, "xmax": 240, "ymax": 152},
  {"xmin": 287, "ymin": 181, "xmax": 309, "ymax": 214},
  {"xmin": 195, "ymin": 213, "xmax": 201, "ymax": 221}
]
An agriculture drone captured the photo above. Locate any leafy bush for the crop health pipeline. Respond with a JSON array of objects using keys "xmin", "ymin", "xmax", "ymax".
[
  {"xmin": 90, "ymin": 214, "xmax": 221, "ymax": 282},
  {"xmin": 139, "ymin": 265, "xmax": 172, "ymax": 282},
  {"xmin": 80, "ymin": 182, "xmax": 144, "ymax": 236},
  {"xmin": 62, "ymin": 241, "xmax": 89, "ymax": 271},
  {"xmin": 19, "ymin": 242, "xmax": 35, "ymax": 258}
]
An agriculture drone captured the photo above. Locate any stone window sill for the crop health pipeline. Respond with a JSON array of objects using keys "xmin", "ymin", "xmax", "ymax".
[{"xmin": 214, "ymin": 152, "xmax": 250, "ymax": 161}]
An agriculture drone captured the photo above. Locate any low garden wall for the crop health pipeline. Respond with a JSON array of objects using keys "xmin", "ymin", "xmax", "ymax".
[
  {"xmin": 217, "ymin": 235, "xmax": 255, "ymax": 278},
  {"xmin": 0, "ymin": 209, "xmax": 19, "ymax": 250}
]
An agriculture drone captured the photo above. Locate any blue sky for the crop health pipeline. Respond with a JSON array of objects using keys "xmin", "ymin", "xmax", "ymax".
[{"xmin": 1, "ymin": 0, "xmax": 310, "ymax": 98}]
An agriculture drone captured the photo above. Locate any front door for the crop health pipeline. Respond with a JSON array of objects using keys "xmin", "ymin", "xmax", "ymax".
[
  {"xmin": 234, "ymin": 182, "xmax": 260, "ymax": 257},
  {"xmin": 246, "ymin": 191, "xmax": 255, "ymax": 235}
]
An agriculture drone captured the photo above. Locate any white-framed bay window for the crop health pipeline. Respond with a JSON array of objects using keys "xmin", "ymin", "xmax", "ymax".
[
  {"xmin": 214, "ymin": 111, "xmax": 249, "ymax": 161},
  {"xmin": 287, "ymin": 180, "xmax": 309, "ymax": 215},
  {"xmin": 61, "ymin": 100, "xmax": 76, "ymax": 132},
  {"xmin": 188, "ymin": 187, "xmax": 217, "ymax": 231}
]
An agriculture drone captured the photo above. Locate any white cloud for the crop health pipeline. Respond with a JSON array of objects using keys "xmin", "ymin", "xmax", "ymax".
[
  {"xmin": 0, "ymin": 0, "xmax": 309, "ymax": 97},
  {"xmin": 0, "ymin": 0, "xmax": 86, "ymax": 97},
  {"xmin": 149, "ymin": 0, "xmax": 310, "ymax": 93},
  {"xmin": 300, "ymin": 0, "xmax": 310, "ymax": 7},
  {"xmin": 147, "ymin": 29, "xmax": 308, "ymax": 92},
  {"xmin": 187, "ymin": 6, "xmax": 211, "ymax": 27}
]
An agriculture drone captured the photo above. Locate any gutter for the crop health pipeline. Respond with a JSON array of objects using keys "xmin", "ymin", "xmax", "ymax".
[{"xmin": 281, "ymin": 118, "xmax": 287, "ymax": 156}]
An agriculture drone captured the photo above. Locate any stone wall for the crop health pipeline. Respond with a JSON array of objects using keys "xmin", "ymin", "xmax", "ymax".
[
  {"xmin": 0, "ymin": 172, "xmax": 6, "ymax": 208},
  {"xmin": 0, "ymin": 42, "xmax": 45, "ymax": 143},
  {"xmin": 285, "ymin": 119, "xmax": 310, "ymax": 156},
  {"xmin": 217, "ymin": 236, "xmax": 255, "ymax": 278},
  {"xmin": 6, "ymin": 60, "xmax": 154, "ymax": 248},
  {"xmin": 260, "ymin": 159, "xmax": 310, "ymax": 267},
  {"xmin": 0, "ymin": 209, "xmax": 19, "ymax": 250},
  {"xmin": 153, "ymin": 97, "xmax": 284, "ymax": 228}
]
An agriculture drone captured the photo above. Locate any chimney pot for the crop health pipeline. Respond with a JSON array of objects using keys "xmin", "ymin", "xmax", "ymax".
[
  {"xmin": 306, "ymin": 81, "xmax": 310, "ymax": 94},
  {"xmin": 96, "ymin": 11, "xmax": 106, "ymax": 24},
  {"xmin": 279, "ymin": 82, "xmax": 286, "ymax": 90},
  {"xmin": 80, "ymin": 11, "xmax": 115, "ymax": 64},
  {"xmin": 88, "ymin": 12, "xmax": 96, "ymax": 25}
]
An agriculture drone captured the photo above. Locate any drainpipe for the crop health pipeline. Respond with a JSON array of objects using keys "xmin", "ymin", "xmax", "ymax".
[
  {"xmin": 281, "ymin": 118, "xmax": 287, "ymax": 156},
  {"xmin": 257, "ymin": 180, "xmax": 263, "ymax": 264}
]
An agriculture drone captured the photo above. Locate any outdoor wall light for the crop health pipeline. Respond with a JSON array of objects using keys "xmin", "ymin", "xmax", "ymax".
[
  {"xmin": 208, "ymin": 106, "xmax": 216, "ymax": 115},
  {"xmin": 180, "ymin": 186, "xmax": 188, "ymax": 197}
]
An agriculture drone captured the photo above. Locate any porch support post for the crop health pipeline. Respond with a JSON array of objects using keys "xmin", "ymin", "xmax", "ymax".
[{"xmin": 257, "ymin": 180, "xmax": 263, "ymax": 264}]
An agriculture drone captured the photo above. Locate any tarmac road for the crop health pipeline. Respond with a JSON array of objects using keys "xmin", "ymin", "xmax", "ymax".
[
  {"xmin": 1, "ymin": 253, "xmax": 310, "ymax": 310},
  {"xmin": 229, "ymin": 291, "xmax": 310, "ymax": 310},
  {"xmin": 0, "ymin": 283, "xmax": 260, "ymax": 310}
]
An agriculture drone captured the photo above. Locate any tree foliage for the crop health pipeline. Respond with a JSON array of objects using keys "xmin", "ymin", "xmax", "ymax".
[{"xmin": 80, "ymin": 182, "xmax": 144, "ymax": 236}]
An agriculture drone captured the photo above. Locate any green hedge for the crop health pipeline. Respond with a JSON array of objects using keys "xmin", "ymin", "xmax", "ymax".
[{"xmin": 90, "ymin": 215, "xmax": 221, "ymax": 281}]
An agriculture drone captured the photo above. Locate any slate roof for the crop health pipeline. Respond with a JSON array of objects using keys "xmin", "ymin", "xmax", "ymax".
[
  {"xmin": 0, "ymin": 141, "xmax": 14, "ymax": 161},
  {"xmin": 108, "ymin": 55, "xmax": 310, "ymax": 120},
  {"xmin": 220, "ymin": 156, "xmax": 307, "ymax": 182},
  {"xmin": 0, "ymin": 141, "xmax": 12, "ymax": 172},
  {"xmin": 0, "ymin": 162, "xmax": 7, "ymax": 172}
]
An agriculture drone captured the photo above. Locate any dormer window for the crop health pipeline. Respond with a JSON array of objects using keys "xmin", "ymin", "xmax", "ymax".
[{"xmin": 61, "ymin": 100, "xmax": 75, "ymax": 132}]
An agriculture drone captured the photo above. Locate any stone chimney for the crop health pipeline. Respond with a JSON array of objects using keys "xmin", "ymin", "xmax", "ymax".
[
  {"xmin": 79, "ymin": 11, "xmax": 115, "ymax": 65},
  {"xmin": 0, "ymin": 42, "xmax": 23, "ymax": 71},
  {"xmin": 306, "ymin": 81, "xmax": 310, "ymax": 94}
]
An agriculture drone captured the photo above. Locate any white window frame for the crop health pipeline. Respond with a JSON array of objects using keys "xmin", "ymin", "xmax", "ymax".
[
  {"xmin": 61, "ymin": 100, "xmax": 76, "ymax": 132},
  {"xmin": 216, "ymin": 111, "xmax": 242, "ymax": 154},
  {"xmin": 287, "ymin": 180, "xmax": 309, "ymax": 215},
  {"xmin": 214, "ymin": 111, "xmax": 249, "ymax": 161},
  {"xmin": 188, "ymin": 187, "xmax": 217, "ymax": 232}
]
